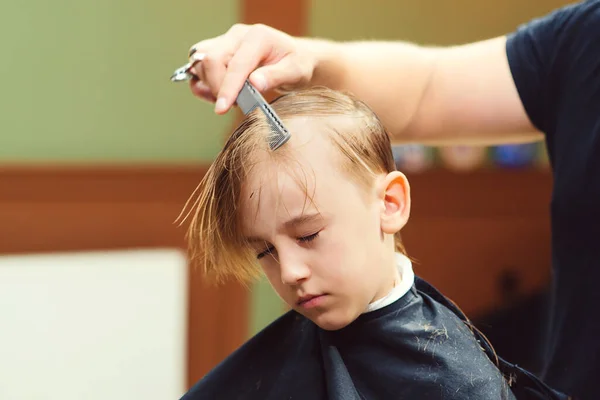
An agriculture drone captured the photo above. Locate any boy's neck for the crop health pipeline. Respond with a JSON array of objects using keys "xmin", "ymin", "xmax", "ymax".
[{"xmin": 364, "ymin": 253, "xmax": 414, "ymax": 313}]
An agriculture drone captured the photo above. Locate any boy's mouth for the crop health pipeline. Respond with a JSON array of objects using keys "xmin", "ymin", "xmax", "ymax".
[{"xmin": 297, "ymin": 293, "xmax": 327, "ymax": 309}]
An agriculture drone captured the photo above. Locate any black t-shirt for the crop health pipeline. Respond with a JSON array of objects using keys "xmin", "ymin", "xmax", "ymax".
[{"xmin": 506, "ymin": 0, "xmax": 600, "ymax": 398}]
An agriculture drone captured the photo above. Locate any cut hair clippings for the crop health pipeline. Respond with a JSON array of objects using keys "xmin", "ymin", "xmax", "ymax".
[{"xmin": 170, "ymin": 52, "xmax": 291, "ymax": 151}]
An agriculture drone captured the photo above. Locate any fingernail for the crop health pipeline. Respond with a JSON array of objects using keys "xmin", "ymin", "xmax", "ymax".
[
  {"xmin": 190, "ymin": 52, "xmax": 205, "ymax": 63},
  {"xmin": 215, "ymin": 98, "xmax": 227, "ymax": 113},
  {"xmin": 251, "ymin": 73, "xmax": 267, "ymax": 91}
]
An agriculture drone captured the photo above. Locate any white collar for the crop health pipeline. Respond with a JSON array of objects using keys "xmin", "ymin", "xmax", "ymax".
[{"xmin": 363, "ymin": 252, "xmax": 415, "ymax": 313}]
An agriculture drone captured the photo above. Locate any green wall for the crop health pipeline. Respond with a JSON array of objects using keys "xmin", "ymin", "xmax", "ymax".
[
  {"xmin": 310, "ymin": 0, "xmax": 573, "ymax": 43},
  {"xmin": 0, "ymin": 0, "xmax": 238, "ymax": 164},
  {"xmin": 0, "ymin": 0, "xmax": 274, "ymax": 340},
  {"xmin": 247, "ymin": 0, "xmax": 575, "ymax": 335}
]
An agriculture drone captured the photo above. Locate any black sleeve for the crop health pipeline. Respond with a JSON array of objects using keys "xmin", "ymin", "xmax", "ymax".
[{"xmin": 506, "ymin": 0, "xmax": 600, "ymax": 137}]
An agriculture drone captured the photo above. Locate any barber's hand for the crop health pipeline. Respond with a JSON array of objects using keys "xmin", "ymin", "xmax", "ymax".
[{"xmin": 187, "ymin": 24, "xmax": 316, "ymax": 114}]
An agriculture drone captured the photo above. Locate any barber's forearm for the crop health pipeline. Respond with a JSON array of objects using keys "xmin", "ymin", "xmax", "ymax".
[
  {"xmin": 303, "ymin": 38, "xmax": 437, "ymax": 141},
  {"xmin": 301, "ymin": 37, "xmax": 541, "ymax": 146}
]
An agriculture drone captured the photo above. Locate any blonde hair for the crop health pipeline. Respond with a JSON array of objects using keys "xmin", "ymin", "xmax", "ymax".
[{"xmin": 178, "ymin": 87, "xmax": 407, "ymax": 284}]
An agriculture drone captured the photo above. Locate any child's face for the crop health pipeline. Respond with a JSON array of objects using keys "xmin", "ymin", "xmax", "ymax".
[{"xmin": 239, "ymin": 118, "xmax": 410, "ymax": 330}]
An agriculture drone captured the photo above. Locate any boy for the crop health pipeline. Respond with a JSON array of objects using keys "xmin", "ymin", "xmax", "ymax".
[{"xmin": 178, "ymin": 87, "xmax": 567, "ymax": 399}]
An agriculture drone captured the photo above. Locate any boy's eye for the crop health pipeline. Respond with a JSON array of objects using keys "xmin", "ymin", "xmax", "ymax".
[
  {"xmin": 298, "ymin": 231, "xmax": 320, "ymax": 243},
  {"xmin": 257, "ymin": 246, "xmax": 274, "ymax": 260},
  {"xmin": 256, "ymin": 232, "xmax": 320, "ymax": 259}
]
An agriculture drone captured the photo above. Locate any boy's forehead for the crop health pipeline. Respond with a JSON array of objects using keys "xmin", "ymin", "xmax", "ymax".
[
  {"xmin": 239, "ymin": 164, "xmax": 323, "ymax": 236},
  {"xmin": 284, "ymin": 117, "xmax": 333, "ymax": 147},
  {"xmin": 239, "ymin": 119, "xmax": 348, "ymax": 217},
  {"xmin": 247, "ymin": 117, "xmax": 342, "ymax": 169}
]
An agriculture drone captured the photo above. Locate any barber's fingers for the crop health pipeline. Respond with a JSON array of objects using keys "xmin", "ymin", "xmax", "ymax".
[
  {"xmin": 186, "ymin": 24, "xmax": 314, "ymax": 114},
  {"xmin": 200, "ymin": 50, "xmax": 233, "ymax": 99},
  {"xmin": 189, "ymin": 79, "xmax": 217, "ymax": 103},
  {"xmin": 215, "ymin": 24, "xmax": 314, "ymax": 114},
  {"xmin": 187, "ymin": 42, "xmax": 229, "ymax": 98},
  {"xmin": 214, "ymin": 25, "xmax": 284, "ymax": 114},
  {"xmin": 186, "ymin": 25, "xmax": 250, "ymax": 103},
  {"xmin": 187, "ymin": 23, "xmax": 249, "ymax": 61}
]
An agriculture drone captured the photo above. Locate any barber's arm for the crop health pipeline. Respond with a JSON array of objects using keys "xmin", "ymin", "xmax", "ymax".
[{"xmin": 188, "ymin": 24, "xmax": 540, "ymax": 145}]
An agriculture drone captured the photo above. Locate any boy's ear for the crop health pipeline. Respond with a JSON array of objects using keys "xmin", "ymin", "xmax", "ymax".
[{"xmin": 378, "ymin": 171, "xmax": 411, "ymax": 234}]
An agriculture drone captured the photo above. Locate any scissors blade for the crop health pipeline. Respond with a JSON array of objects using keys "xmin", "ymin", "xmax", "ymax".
[
  {"xmin": 170, "ymin": 53, "xmax": 206, "ymax": 82},
  {"xmin": 170, "ymin": 62, "xmax": 194, "ymax": 81}
]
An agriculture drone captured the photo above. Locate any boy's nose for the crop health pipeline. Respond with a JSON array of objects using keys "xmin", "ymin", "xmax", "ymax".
[{"xmin": 279, "ymin": 253, "xmax": 311, "ymax": 285}]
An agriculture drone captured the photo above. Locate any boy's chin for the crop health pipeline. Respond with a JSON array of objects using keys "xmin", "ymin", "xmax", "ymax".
[{"xmin": 304, "ymin": 308, "xmax": 360, "ymax": 331}]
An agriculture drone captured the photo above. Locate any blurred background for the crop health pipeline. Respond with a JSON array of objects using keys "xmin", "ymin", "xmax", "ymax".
[{"xmin": 0, "ymin": 0, "xmax": 574, "ymax": 399}]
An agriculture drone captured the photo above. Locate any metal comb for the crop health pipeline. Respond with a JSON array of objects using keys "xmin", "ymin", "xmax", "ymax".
[{"xmin": 170, "ymin": 54, "xmax": 291, "ymax": 151}]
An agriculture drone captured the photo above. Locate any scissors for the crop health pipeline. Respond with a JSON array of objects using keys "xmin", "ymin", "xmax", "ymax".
[{"xmin": 170, "ymin": 52, "xmax": 205, "ymax": 82}]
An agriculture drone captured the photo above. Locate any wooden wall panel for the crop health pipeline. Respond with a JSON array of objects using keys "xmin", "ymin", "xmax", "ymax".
[
  {"xmin": 0, "ymin": 165, "xmax": 249, "ymax": 388},
  {"xmin": 402, "ymin": 168, "xmax": 553, "ymax": 317},
  {"xmin": 242, "ymin": 0, "xmax": 306, "ymax": 36}
]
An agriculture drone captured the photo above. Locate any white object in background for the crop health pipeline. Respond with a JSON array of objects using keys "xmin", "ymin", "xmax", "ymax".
[
  {"xmin": 439, "ymin": 145, "xmax": 488, "ymax": 172},
  {"xmin": 392, "ymin": 144, "xmax": 435, "ymax": 173},
  {"xmin": 0, "ymin": 248, "xmax": 188, "ymax": 400}
]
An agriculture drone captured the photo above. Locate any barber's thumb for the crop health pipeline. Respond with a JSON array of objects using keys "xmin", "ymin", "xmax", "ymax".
[
  {"xmin": 248, "ymin": 70, "xmax": 268, "ymax": 92},
  {"xmin": 249, "ymin": 60, "xmax": 303, "ymax": 93}
]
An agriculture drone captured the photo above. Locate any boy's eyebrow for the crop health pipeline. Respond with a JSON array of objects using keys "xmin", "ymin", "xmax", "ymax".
[
  {"xmin": 282, "ymin": 212, "xmax": 323, "ymax": 229},
  {"xmin": 245, "ymin": 212, "xmax": 323, "ymax": 243}
]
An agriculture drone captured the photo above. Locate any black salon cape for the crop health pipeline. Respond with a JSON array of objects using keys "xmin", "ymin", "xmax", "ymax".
[{"xmin": 181, "ymin": 277, "xmax": 569, "ymax": 400}]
